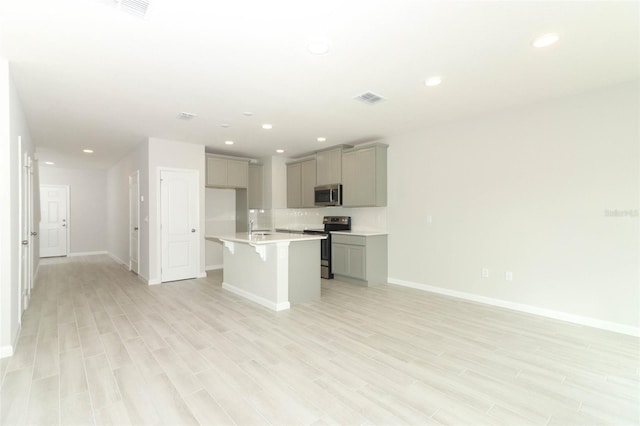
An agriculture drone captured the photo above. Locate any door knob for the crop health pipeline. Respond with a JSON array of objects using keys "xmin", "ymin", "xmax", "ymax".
[
  {"xmin": 62, "ymin": 224, "xmax": 66, "ymax": 227},
  {"xmin": 134, "ymin": 227, "xmax": 139, "ymax": 231},
  {"xmin": 22, "ymin": 240, "xmax": 28, "ymax": 245},
  {"xmin": 31, "ymin": 231, "xmax": 37, "ymax": 236},
  {"xmin": 191, "ymin": 229, "xmax": 196, "ymax": 233}
]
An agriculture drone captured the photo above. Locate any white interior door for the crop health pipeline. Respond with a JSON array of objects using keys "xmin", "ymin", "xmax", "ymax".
[
  {"xmin": 161, "ymin": 169, "xmax": 199, "ymax": 282},
  {"xmin": 40, "ymin": 185, "xmax": 68, "ymax": 257},
  {"xmin": 129, "ymin": 171, "xmax": 140, "ymax": 274}
]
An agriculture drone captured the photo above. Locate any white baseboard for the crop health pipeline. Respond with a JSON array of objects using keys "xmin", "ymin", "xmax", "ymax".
[
  {"xmin": 107, "ymin": 252, "xmax": 128, "ymax": 266},
  {"xmin": 206, "ymin": 264, "xmax": 223, "ymax": 271},
  {"xmin": 388, "ymin": 277, "xmax": 640, "ymax": 337},
  {"xmin": 151, "ymin": 273, "xmax": 207, "ymax": 284},
  {"xmin": 1, "ymin": 323, "xmax": 22, "ymax": 359},
  {"xmin": 222, "ymin": 282, "xmax": 290, "ymax": 311},
  {"xmin": 33, "ymin": 264, "xmax": 40, "ymax": 287},
  {"xmin": 0, "ymin": 345, "xmax": 13, "ymax": 358},
  {"xmin": 68, "ymin": 251, "xmax": 108, "ymax": 257}
]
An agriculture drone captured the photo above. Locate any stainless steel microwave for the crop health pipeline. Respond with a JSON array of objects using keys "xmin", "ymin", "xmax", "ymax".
[{"xmin": 314, "ymin": 184, "xmax": 342, "ymax": 206}]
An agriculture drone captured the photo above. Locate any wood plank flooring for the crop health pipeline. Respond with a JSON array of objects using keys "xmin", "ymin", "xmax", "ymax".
[{"xmin": 1, "ymin": 255, "xmax": 638, "ymax": 425}]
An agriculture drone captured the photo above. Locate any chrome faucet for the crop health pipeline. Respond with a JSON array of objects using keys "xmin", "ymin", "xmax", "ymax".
[{"xmin": 248, "ymin": 219, "xmax": 254, "ymax": 237}]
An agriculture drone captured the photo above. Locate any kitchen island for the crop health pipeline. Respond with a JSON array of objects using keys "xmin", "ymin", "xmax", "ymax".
[{"xmin": 205, "ymin": 232, "xmax": 326, "ymax": 311}]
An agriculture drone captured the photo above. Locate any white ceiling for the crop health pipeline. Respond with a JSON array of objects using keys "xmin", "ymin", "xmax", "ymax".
[{"xmin": 1, "ymin": 0, "xmax": 638, "ymax": 169}]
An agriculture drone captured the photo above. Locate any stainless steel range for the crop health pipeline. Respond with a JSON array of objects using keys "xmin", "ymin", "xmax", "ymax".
[{"xmin": 304, "ymin": 216, "xmax": 351, "ymax": 279}]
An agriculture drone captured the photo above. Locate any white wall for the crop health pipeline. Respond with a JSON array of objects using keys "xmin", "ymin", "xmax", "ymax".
[
  {"xmin": 107, "ymin": 140, "xmax": 148, "ymax": 276},
  {"xmin": 0, "ymin": 58, "xmax": 12, "ymax": 356},
  {"xmin": 1, "ymin": 59, "xmax": 37, "ymax": 357},
  {"xmin": 205, "ymin": 188, "xmax": 236, "ymax": 269},
  {"xmin": 147, "ymin": 137, "xmax": 205, "ymax": 283},
  {"xmin": 107, "ymin": 137, "xmax": 205, "ymax": 284},
  {"xmin": 387, "ymin": 81, "xmax": 639, "ymax": 333},
  {"xmin": 39, "ymin": 167, "xmax": 107, "ymax": 254}
]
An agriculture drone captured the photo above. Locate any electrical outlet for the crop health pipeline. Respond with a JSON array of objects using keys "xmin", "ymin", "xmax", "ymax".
[
  {"xmin": 505, "ymin": 271, "xmax": 513, "ymax": 281},
  {"xmin": 482, "ymin": 268, "xmax": 489, "ymax": 278}
]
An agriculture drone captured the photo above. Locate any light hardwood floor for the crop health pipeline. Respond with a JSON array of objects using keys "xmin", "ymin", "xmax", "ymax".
[{"xmin": 1, "ymin": 255, "xmax": 638, "ymax": 426}]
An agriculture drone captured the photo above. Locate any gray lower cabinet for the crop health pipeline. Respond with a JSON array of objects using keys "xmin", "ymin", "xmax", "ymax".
[
  {"xmin": 331, "ymin": 234, "xmax": 387, "ymax": 286},
  {"xmin": 206, "ymin": 155, "xmax": 249, "ymax": 188},
  {"xmin": 332, "ymin": 243, "xmax": 366, "ymax": 280},
  {"xmin": 342, "ymin": 144, "xmax": 387, "ymax": 207},
  {"xmin": 287, "ymin": 159, "xmax": 316, "ymax": 208}
]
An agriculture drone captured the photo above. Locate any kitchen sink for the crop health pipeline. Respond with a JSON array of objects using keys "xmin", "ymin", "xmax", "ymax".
[{"xmin": 249, "ymin": 231, "xmax": 279, "ymax": 238}]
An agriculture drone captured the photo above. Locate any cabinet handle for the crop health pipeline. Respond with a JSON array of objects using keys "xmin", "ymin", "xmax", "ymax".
[{"xmin": 191, "ymin": 229, "xmax": 197, "ymax": 233}]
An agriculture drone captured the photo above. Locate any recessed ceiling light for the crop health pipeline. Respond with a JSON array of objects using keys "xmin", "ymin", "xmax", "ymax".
[
  {"xmin": 243, "ymin": 112, "xmax": 254, "ymax": 117},
  {"xmin": 44, "ymin": 161, "xmax": 54, "ymax": 165},
  {"xmin": 83, "ymin": 149, "xmax": 94, "ymax": 154},
  {"xmin": 317, "ymin": 137, "xmax": 326, "ymax": 142},
  {"xmin": 307, "ymin": 39, "xmax": 330, "ymax": 55},
  {"xmin": 262, "ymin": 123, "xmax": 273, "ymax": 130},
  {"xmin": 225, "ymin": 140, "xmax": 234, "ymax": 145},
  {"xmin": 276, "ymin": 149, "xmax": 285, "ymax": 154},
  {"xmin": 532, "ymin": 33, "xmax": 559, "ymax": 48},
  {"xmin": 425, "ymin": 76, "xmax": 442, "ymax": 87}
]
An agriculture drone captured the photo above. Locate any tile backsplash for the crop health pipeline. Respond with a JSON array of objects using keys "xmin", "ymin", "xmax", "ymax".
[{"xmin": 249, "ymin": 207, "xmax": 387, "ymax": 232}]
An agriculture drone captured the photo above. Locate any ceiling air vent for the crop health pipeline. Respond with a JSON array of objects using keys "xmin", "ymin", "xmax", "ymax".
[
  {"xmin": 177, "ymin": 112, "xmax": 197, "ymax": 120},
  {"xmin": 117, "ymin": 0, "xmax": 150, "ymax": 18},
  {"xmin": 354, "ymin": 91, "xmax": 385, "ymax": 105}
]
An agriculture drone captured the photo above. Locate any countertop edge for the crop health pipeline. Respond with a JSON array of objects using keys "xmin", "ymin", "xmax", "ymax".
[
  {"xmin": 205, "ymin": 234, "xmax": 327, "ymax": 245},
  {"xmin": 330, "ymin": 230, "xmax": 388, "ymax": 236}
]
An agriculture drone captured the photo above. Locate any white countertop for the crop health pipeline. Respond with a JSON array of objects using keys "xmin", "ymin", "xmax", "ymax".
[
  {"xmin": 206, "ymin": 232, "xmax": 326, "ymax": 245},
  {"xmin": 274, "ymin": 225, "xmax": 320, "ymax": 233},
  {"xmin": 330, "ymin": 230, "xmax": 388, "ymax": 236}
]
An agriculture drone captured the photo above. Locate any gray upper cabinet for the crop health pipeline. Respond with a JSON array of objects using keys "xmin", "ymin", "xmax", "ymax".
[
  {"xmin": 248, "ymin": 164, "xmax": 264, "ymax": 209},
  {"xmin": 206, "ymin": 155, "xmax": 249, "ymax": 188},
  {"xmin": 342, "ymin": 144, "xmax": 388, "ymax": 207},
  {"xmin": 227, "ymin": 159, "xmax": 249, "ymax": 188},
  {"xmin": 316, "ymin": 147, "xmax": 343, "ymax": 185},
  {"xmin": 287, "ymin": 162, "xmax": 302, "ymax": 208},
  {"xmin": 287, "ymin": 159, "xmax": 316, "ymax": 208},
  {"xmin": 301, "ymin": 159, "xmax": 316, "ymax": 207}
]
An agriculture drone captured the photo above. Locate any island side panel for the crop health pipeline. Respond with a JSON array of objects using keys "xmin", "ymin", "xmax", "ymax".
[
  {"xmin": 288, "ymin": 240, "xmax": 321, "ymax": 305},
  {"xmin": 222, "ymin": 242, "xmax": 288, "ymax": 310}
]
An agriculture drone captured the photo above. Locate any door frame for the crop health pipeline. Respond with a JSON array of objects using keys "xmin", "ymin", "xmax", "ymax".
[
  {"xmin": 157, "ymin": 167, "xmax": 201, "ymax": 283},
  {"xmin": 18, "ymin": 138, "xmax": 27, "ymax": 316},
  {"xmin": 18, "ymin": 139, "xmax": 35, "ymax": 316},
  {"xmin": 129, "ymin": 170, "xmax": 140, "ymax": 273},
  {"xmin": 39, "ymin": 184, "xmax": 70, "ymax": 257}
]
